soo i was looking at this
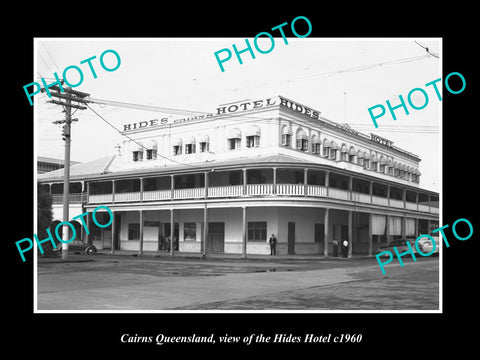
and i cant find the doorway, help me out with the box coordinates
[288,222,295,254]
[207,222,225,252]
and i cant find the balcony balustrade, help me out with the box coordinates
[82,183,438,215]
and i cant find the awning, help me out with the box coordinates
[282,125,293,135]
[245,125,260,137]
[363,152,371,160]
[323,138,331,147]
[131,141,143,152]
[144,139,157,150]
[172,138,183,146]
[296,128,308,139]
[340,144,348,153]
[186,136,196,144]
[330,142,339,150]
[348,146,356,155]
[379,157,387,165]
[387,159,394,167]
[312,134,321,144]
[371,154,378,162]
[227,128,241,139]
[357,150,364,158]
[198,134,209,143]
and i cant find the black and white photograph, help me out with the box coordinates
[7,7,478,355]
[31,37,443,313]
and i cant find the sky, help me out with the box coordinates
[34,38,441,192]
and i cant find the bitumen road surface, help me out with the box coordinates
[36,252,439,311]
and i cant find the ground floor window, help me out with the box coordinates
[184,222,196,241]
[314,223,324,243]
[248,221,267,242]
[128,223,140,240]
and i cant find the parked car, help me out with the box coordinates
[379,239,416,257]
[68,240,97,255]
[379,237,439,257]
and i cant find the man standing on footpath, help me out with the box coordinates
[342,239,349,258]
[269,233,277,256]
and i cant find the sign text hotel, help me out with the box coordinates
[122,96,321,132]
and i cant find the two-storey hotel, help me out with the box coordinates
[37,95,439,257]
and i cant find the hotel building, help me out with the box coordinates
[37,95,439,257]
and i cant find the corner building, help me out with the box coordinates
[38,95,439,257]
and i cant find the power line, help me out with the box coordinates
[414,41,439,59]
[86,97,211,116]
[85,104,197,168]
[40,41,62,73]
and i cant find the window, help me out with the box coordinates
[173,145,182,155]
[330,149,337,159]
[388,167,393,175]
[227,128,241,150]
[146,149,157,160]
[296,138,308,151]
[341,152,348,161]
[315,223,325,243]
[323,146,329,157]
[228,138,241,150]
[358,157,364,166]
[296,129,308,151]
[282,133,291,146]
[199,142,209,152]
[248,222,267,242]
[312,143,320,154]
[394,168,400,177]
[185,143,196,154]
[128,223,140,240]
[246,135,260,148]
[184,222,196,241]
[348,154,355,163]
[379,164,385,173]
[371,162,377,171]
[132,151,143,162]
[363,159,369,169]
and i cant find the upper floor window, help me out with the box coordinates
[185,137,196,154]
[185,143,196,154]
[371,157,378,171]
[200,141,209,152]
[311,134,321,154]
[246,126,260,148]
[246,135,260,148]
[131,141,144,162]
[146,149,157,160]
[357,151,364,166]
[329,142,339,160]
[296,128,308,151]
[199,135,210,153]
[227,128,241,150]
[282,134,291,147]
[172,138,182,156]
[173,145,182,156]
[348,147,356,163]
[322,139,330,157]
[132,150,143,162]
[281,125,293,147]
[144,139,157,160]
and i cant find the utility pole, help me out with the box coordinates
[44,85,90,260]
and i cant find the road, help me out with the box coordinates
[36,253,439,311]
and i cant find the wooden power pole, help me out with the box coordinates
[44,86,90,260]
